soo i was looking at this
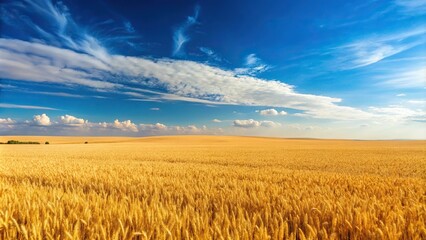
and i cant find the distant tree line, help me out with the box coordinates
[2,140,41,144]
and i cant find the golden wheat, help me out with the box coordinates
[0,136,425,239]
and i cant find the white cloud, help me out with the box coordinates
[379,67,426,88]
[294,105,374,120]
[33,114,51,126]
[30,91,84,98]
[149,108,160,111]
[334,27,426,69]
[259,108,287,116]
[260,121,282,128]
[233,119,261,128]
[0,113,424,139]
[0,118,15,130]
[199,47,214,56]
[407,100,426,105]
[139,123,167,131]
[59,115,88,126]
[2,0,103,59]
[139,123,214,135]
[245,53,260,66]
[0,103,58,110]
[369,106,426,122]
[87,119,138,132]
[199,47,222,62]
[396,93,406,97]
[112,119,138,132]
[212,119,222,123]
[234,53,270,76]
[395,0,426,14]
[172,5,200,56]
[0,39,115,89]
[0,118,15,124]
[396,0,426,7]
[233,119,280,128]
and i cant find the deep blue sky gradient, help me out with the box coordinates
[0,0,425,138]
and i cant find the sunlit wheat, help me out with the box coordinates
[0,136,425,239]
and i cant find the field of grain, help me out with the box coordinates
[0,136,425,239]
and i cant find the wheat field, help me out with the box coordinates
[0,136,425,239]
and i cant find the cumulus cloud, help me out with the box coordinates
[0,118,15,130]
[112,119,138,132]
[0,113,219,136]
[59,115,88,126]
[233,119,261,128]
[259,108,287,116]
[139,123,167,131]
[140,123,216,135]
[172,5,200,56]
[33,114,51,126]
[0,118,15,124]
[233,119,280,128]
[112,121,212,135]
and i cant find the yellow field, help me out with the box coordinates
[0,136,425,239]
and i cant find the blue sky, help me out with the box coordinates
[0,0,425,139]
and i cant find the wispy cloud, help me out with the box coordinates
[378,67,426,88]
[395,0,426,15]
[0,0,139,59]
[172,5,200,57]
[199,47,222,62]
[123,21,135,33]
[235,53,271,76]
[0,103,58,110]
[333,27,426,69]
[369,106,426,122]
[0,39,115,88]
[9,88,108,99]
[7,89,85,98]
[407,100,426,104]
